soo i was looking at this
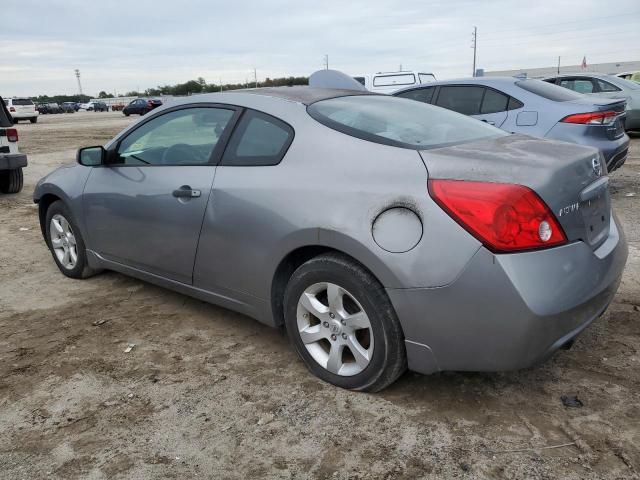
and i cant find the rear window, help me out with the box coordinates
[307,95,507,150]
[516,79,583,101]
[12,98,34,106]
[373,74,416,87]
[419,73,436,83]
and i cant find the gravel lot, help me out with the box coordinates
[1,111,639,479]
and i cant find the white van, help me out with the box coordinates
[353,71,436,94]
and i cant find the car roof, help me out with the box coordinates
[545,72,616,79]
[394,76,521,93]
[223,86,376,106]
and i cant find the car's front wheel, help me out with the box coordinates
[45,201,100,279]
[284,253,406,391]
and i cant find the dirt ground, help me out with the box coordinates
[1,111,639,480]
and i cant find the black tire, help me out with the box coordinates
[45,200,101,279]
[124,112,130,117]
[284,252,406,392]
[30,117,38,123]
[0,168,24,193]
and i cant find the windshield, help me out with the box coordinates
[307,95,506,149]
[515,79,584,101]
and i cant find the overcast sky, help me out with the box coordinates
[2,0,639,96]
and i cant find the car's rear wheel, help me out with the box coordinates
[30,117,38,123]
[284,253,406,391]
[0,168,23,193]
[45,201,100,279]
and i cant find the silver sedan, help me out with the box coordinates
[34,88,627,391]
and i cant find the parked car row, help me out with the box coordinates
[35,82,628,391]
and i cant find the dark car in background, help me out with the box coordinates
[394,77,629,171]
[122,98,163,116]
[87,101,109,112]
[38,103,64,114]
[61,102,77,113]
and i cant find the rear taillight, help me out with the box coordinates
[561,110,617,125]
[6,128,18,142]
[9,106,15,112]
[428,179,567,253]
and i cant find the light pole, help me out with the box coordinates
[471,27,477,77]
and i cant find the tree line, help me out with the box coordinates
[32,76,309,104]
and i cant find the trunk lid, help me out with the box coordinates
[562,96,627,139]
[421,134,610,251]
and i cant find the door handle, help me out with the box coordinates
[481,119,496,125]
[172,186,201,198]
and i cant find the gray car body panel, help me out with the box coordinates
[393,77,630,169]
[34,88,627,373]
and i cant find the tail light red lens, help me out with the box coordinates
[9,106,15,112]
[561,110,617,125]
[6,128,18,142]
[428,179,567,253]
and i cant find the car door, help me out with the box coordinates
[83,105,239,284]
[473,88,509,127]
[193,108,295,299]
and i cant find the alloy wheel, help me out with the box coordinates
[296,282,374,376]
[50,214,78,270]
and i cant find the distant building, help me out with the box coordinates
[483,60,640,79]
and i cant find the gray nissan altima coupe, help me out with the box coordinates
[34,87,628,391]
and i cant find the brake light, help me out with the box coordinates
[9,106,15,112]
[428,179,567,252]
[6,128,18,142]
[561,110,617,125]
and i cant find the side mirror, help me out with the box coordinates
[77,146,106,166]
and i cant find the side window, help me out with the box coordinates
[221,109,293,166]
[116,107,234,166]
[353,77,366,86]
[596,79,621,92]
[435,86,484,115]
[480,89,509,114]
[507,97,524,110]
[395,87,435,104]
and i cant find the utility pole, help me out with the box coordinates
[557,56,561,74]
[471,26,477,77]
[74,69,83,96]
[323,54,329,70]
[253,68,258,88]
[219,77,223,92]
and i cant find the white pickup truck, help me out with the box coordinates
[0,96,26,193]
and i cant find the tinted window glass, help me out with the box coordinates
[353,77,365,86]
[435,86,484,115]
[12,98,33,106]
[515,79,583,101]
[597,79,621,92]
[560,79,594,93]
[221,110,293,166]
[307,95,506,150]
[117,107,234,166]
[395,87,435,104]
[480,89,509,114]
[507,97,524,110]
[373,74,416,87]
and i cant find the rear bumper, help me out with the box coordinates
[389,214,628,374]
[0,153,27,170]
[10,111,38,119]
